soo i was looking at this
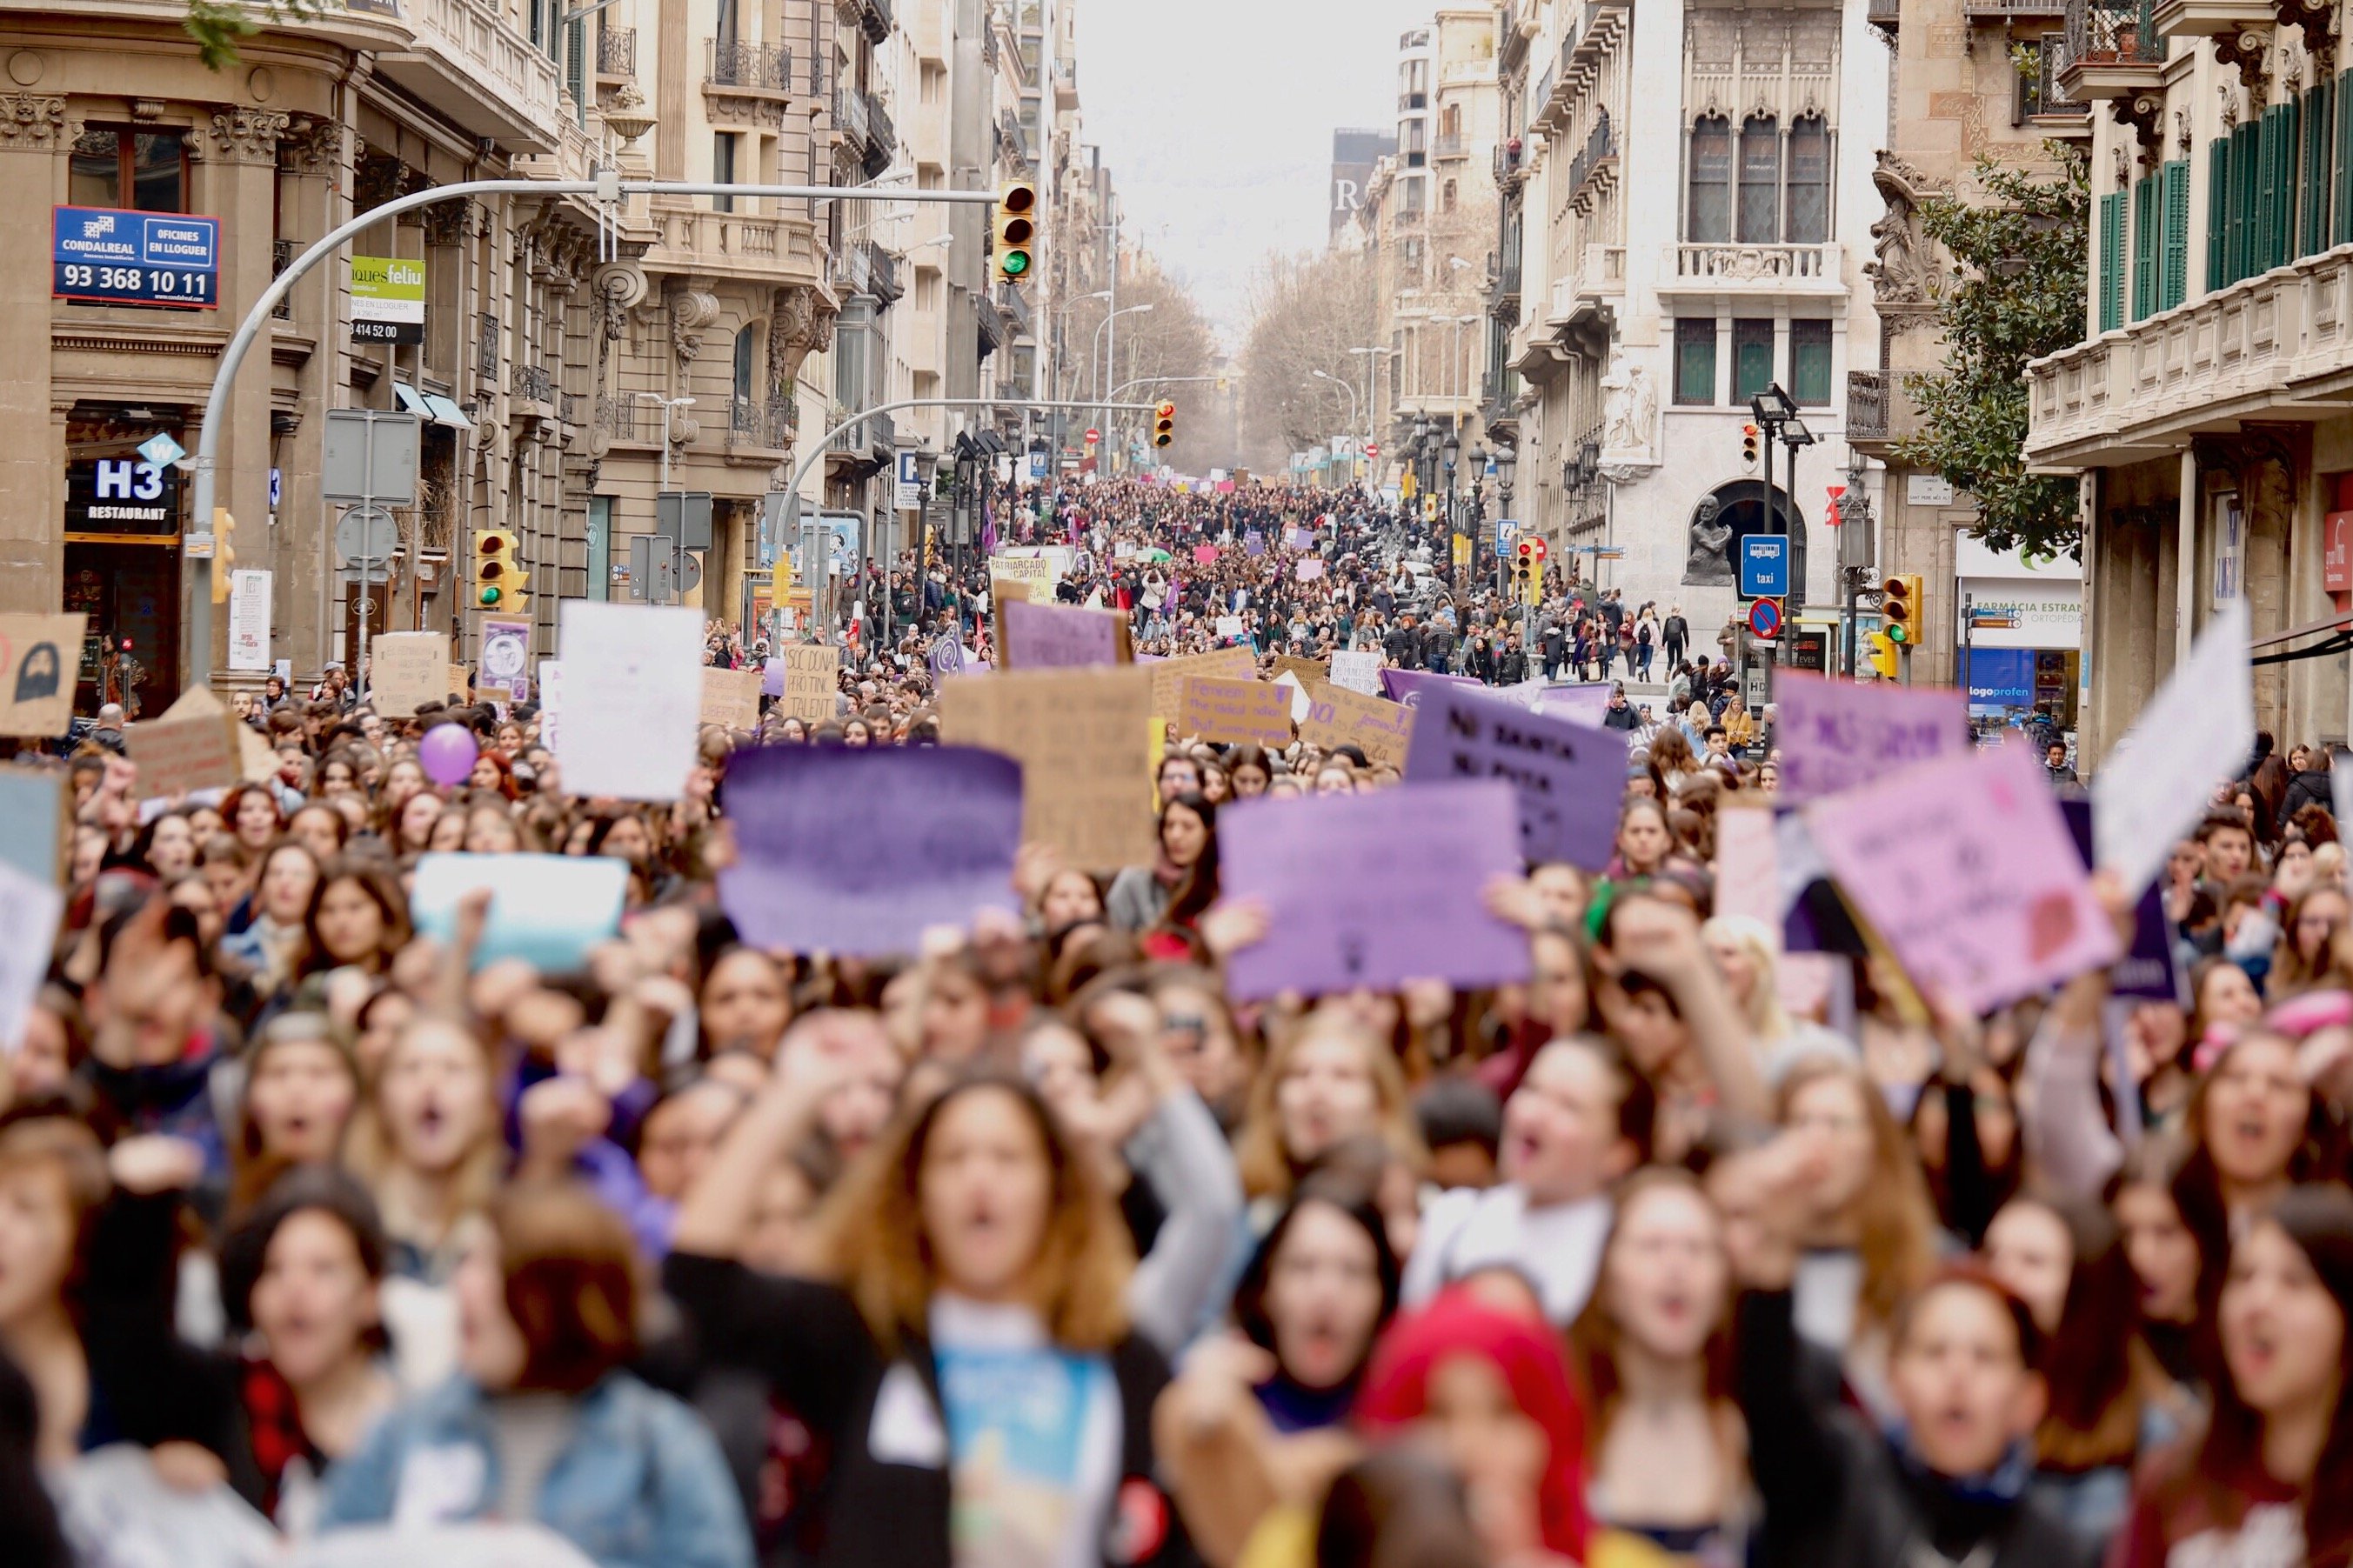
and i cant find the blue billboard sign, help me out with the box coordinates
[53,206,221,309]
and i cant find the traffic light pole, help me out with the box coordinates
[184,177,1000,687]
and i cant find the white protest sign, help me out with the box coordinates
[1329,650,1381,696]
[536,660,563,749]
[0,858,62,1049]
[2092,597,2254,897]
[552,604,702,801]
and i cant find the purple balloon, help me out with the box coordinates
[418,724,479,787]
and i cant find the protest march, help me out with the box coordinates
[0,473,2338,1568]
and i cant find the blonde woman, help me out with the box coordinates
[1701,914,1855,1084]
[1232,1009,1427,1219]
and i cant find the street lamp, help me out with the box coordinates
[1093,302,1154,467]
[635,392,696,490]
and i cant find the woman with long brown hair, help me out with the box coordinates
[667,1038,1198,1568]
[1233,1010,1426,1213]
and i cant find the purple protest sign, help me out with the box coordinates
[1773,670,1969,804]
[1001,597,1121,669]
[717,745,1023,957]
[761,658,785,697]
[1244,530,1266,557]
[1296,557,1326,582]
[1379,668,1486,708]
[1806,743,2119,1012]
[1221,780,1530,1001]
[1402,684,1628,870]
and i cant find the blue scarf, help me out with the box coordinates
[1885,1421,2035,1506]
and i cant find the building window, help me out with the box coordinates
[732,327,757,404]
[1785,116,1830,244]
[1791,320,1831,404]
[1674,317,1717,404]
[1688,117,1731,243]
[712,132,739,212]
[1400,177,1425,217]
[1732,318,1774,401]
[69,129,187,212]
[1442,179,1457,214]
[1738,117,1780,243]
[1400,236,1424,284]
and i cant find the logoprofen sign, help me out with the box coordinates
[53,206,220,309]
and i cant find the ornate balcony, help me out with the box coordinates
[2026,243,2353,468]
[1659,242,1847,295]
[375,0,564,152]
[2060,0,2162,99]
[728,395,797,453]
[596,26,635,80]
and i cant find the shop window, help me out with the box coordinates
[70,128,187,213]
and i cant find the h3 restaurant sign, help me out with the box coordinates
[53,206,220,309]
[351,256,425,344]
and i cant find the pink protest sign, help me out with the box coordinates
[1805,744,2119,1013]
[1773,670,1969,804]
[1296,557,1326,582]
[1192,544,1220,566]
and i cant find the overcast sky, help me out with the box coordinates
[1074,0,1438,343]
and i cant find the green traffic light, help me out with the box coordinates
[1002,250,1031,277]
[481,586,501,605]
[1887,624,1907,644]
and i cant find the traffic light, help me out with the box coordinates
[211,507,236,604]
[1867,631,1899,679]
[1153,401,1176,448]
[1741,424,1760,465]
[994,182,1037,284]
[1514,539,1536,600]
[473,528,527,613]
[1880,572,1923,646]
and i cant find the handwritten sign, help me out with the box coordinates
[367,632,449,717]
[988,552,1058,591]
[1221,781,1530,1001]
[1807,743,2120,1012]
[779,644,839,722]
[1402,684,1628,870]
[537,660,564,749]
[447,664,472,704]
[1178,675,1293,746]
[2092,597,2255,897]
[1773,670,1969,804]
[699,666,762,730]
[1148,644,1256,720]
[941,665,1156,871]
[1299,680,1415,770]
[0,613,84,738]
[718,745,1023,956]
[126,704,241,800]
[553,603,702,801]
[1000,597,1125,670]
[1272,655,1330,689]
[1329,650,1381,696]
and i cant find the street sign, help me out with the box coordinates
[323,409,420,506]
[1739,534,1789,598]
[655,490,714,551]
[351,256,425,344]
[137,432,184,468]
[1084,427,1100,444]
[268,467,283,510]
[335,504,398,567]
[53,206,220,309]
[1367,441,1381,459]
[1744,664,1769,712]
[896,450,925,511]
[1495,517,1520,545]
[1748,597,1783,640]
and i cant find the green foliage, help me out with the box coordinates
[1891,147,2090,559]
[184,0,335,71]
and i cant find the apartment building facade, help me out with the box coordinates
[1483,0,1888,637]
[2022,0,2353,757]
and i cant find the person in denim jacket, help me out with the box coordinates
[318,1184,750,1568]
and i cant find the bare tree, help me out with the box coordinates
[1066,256,1220,470]
[1236,248,1378,473]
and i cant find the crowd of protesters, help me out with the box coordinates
[0,474,2344,1568]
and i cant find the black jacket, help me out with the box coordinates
[2283,766,2333,823]
[665,1251,1198,1568]
[1738,1291,2096,1568]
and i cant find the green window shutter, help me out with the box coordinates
[2131,175,2156,320]
[2338,70,2353,245]
[2304,81,2331,257]
[2281,99,2303,268]
[2209,136,2231,290]
[2256,108,2279,273]
[2162,159,2190,309]
[2117,192,2136,333]
[2234,119,2259,283]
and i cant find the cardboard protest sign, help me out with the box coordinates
[1299,681,1415,770]
[940,665,1156,871]
[987,552,1058,591]
[552,603,702,801]
[1148,644,1256,719]
[1178,674,1293,747]
[0,613,84,738]
[1402,684,1627,870]
[999,597,1127,670]
[0,768,70,885]
[718,745,1023,956]
[367,632,449,717]
[1271,655,1329,689]
[699,666,763,731]
[1328,651,1381,697]
[126,687,242,799]
[1807,743,2120,1013]
[779,644,840,722]
[2093,597,2255,898]
[1712,804,1780,925]
[411,852,628,972]
[1221,781,1530,1001]
[1773,669,1969,804]
[447,664,473,703]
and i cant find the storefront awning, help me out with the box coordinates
[391,383,473,430]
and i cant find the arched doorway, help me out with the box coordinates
[1681,477,1806,590]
